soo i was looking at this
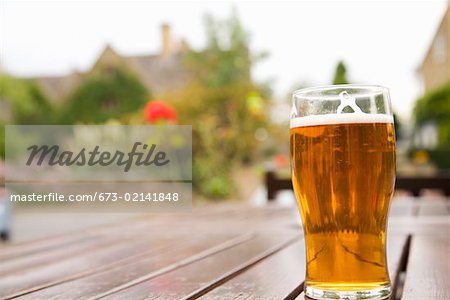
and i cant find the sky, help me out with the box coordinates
[1,0,448,121]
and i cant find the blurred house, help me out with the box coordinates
[418,4,450,92]
[414,4,449,150]
[30,24,191,103]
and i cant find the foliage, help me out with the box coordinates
[185,10,266,88]
[191,117,236,198]
[426,148,450,169]
[0,122,4,160]
[413,81,450,147]
[169,11,270,199]
[332,61,349,85]
[61,67,150,124]
[408,148,450,170]
[0,75,53,158]
[0,75,53,124]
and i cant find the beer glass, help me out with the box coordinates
[290,85,396,300]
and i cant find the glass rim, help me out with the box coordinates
[293,84,388,99]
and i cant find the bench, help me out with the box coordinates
[266,170,450,200]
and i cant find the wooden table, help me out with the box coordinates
[0,198,448,300]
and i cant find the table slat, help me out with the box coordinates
[3,234,246,299]
[197,238,305,300]
[1,203,447,300]
[0,217,166,261]
[10,233,254,300]
[417,200,450,217]
[0,234,137,276]
[401,234,450,300]
[92,233,298,300]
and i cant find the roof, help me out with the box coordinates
[125,52,191,95]
[419,4,449,70]
[28,44,191,102]
[31,72,84,103]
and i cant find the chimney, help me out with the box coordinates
[161,23,172,58]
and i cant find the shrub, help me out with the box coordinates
[61,67,149,124]
[414,81,450,147]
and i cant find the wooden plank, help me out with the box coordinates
[0,205,274,261]
[0,217,158,260]
[395,175,450,196]
[0,236,178,299]
[389,198,417,217]
[294,234,409,300]
[7,233,253,300]
[0,233,107,261]
[0,234,130,276]
[265,170,450,199]
[0,205,297,298]
[389,218,450,236]
[197,238,305,300]
[417,199,450,217]
[388,235,410,300]
[90,233,299,300]
[401,235,450,300]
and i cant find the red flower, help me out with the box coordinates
[274,154,288,168]
[144,100,177,124]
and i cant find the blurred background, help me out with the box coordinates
[0,0,449,241]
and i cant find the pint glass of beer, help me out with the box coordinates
[290,85,396,300]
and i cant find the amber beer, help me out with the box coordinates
[290,114,396,296]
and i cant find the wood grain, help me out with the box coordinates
[0,216,163,260]
[401,235,450,300]
[1,202,448,300]
[0,235,180,299]
[196,238,305,300]
[417,199,450,217]
[0,234,136,276]
[91,233,299,300]
[10,233,253,300]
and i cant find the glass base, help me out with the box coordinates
[305,285,390,300]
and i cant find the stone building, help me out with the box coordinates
[31,24,191,103]
[418,4,450,92]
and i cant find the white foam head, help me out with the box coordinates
[290,113,394,128]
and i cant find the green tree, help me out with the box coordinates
[0,75,53,158]
[332,61,349,85]
[0,75,53,124]
[171,11,270,199]
[414,81,450,147]
[61,67,149,124]
[0,124,4,159]
[185,10,263,88]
